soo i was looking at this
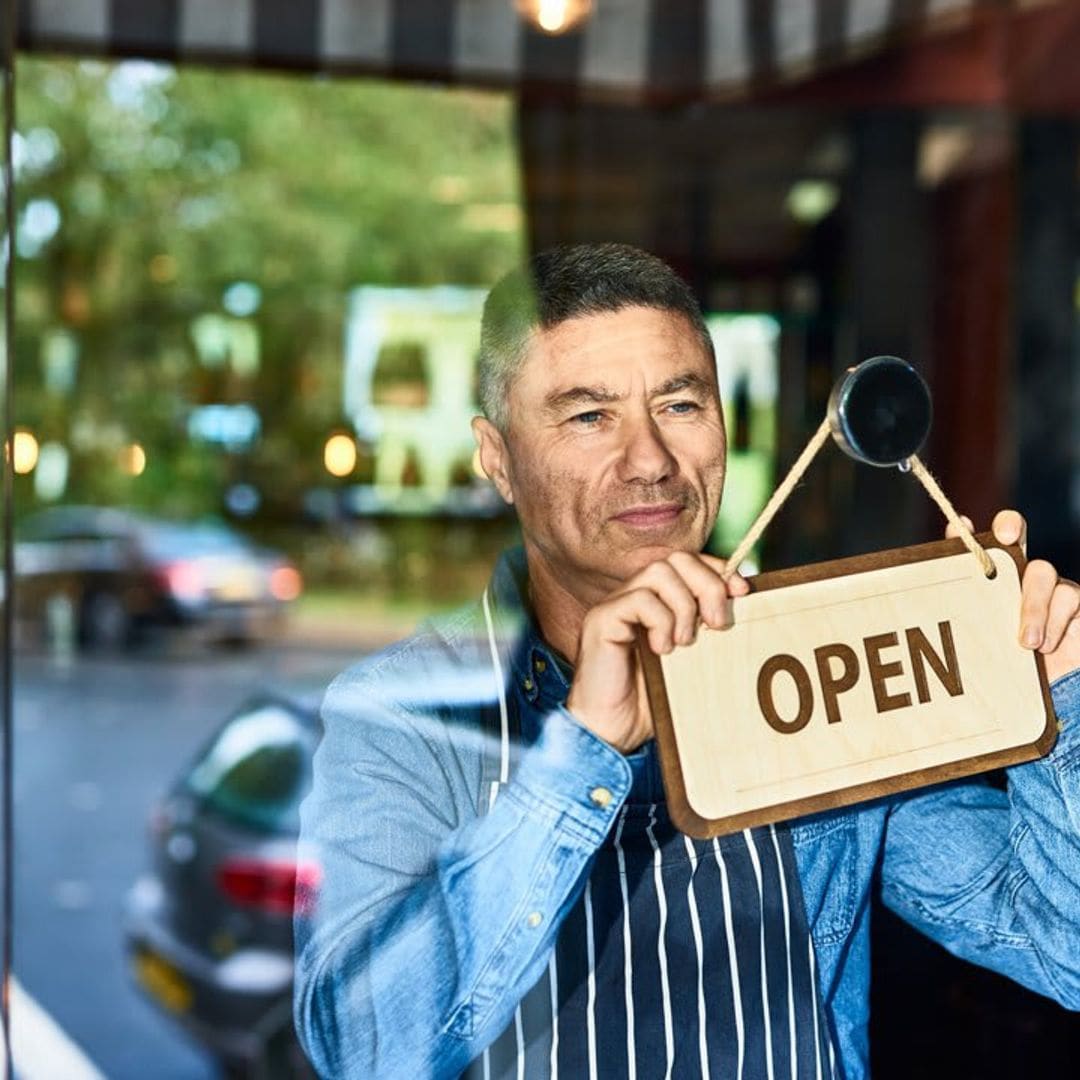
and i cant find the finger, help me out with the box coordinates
[992,509,1027,554]
[1019,559,1057,649]
[1040,580,1080,655]
[631,561,701,644]
[593,585,683,655]
[697,552,752,596]
[944,515,975,541]
[667,551,741,628]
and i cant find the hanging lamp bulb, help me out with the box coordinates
[516,0,594,35]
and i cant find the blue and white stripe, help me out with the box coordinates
[470,802,834,1078]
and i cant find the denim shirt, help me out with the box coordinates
[294,550,1080,1079]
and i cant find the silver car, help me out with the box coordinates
[124,689,321,1079]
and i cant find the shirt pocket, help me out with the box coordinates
[790,810,859,948]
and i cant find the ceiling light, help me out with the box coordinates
[785,180,840,225]
[516,0,593,35]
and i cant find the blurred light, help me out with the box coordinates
[223,281,262,318]
[149,253,177,283]
[188,403,261,449]
[785,180,839,225]
[225,483,261,517]
[919,123,976,188]
[270,565,303,602]
[18,198,61,257]
[118,443,146,476]
[106,61,173,114]
[324,434,357,478]
[34,442,69,501]
[516,0,593,34]
[12,127,62,179]
[162,561,204,602]
[12,430,39,474]
[215,858,321,917]
[41,329,79,394]
[178,195,223,230]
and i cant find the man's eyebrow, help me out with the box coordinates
[651,372,714,398]
[542,385,623,414]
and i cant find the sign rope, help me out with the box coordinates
[723,420,995,580]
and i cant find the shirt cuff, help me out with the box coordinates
[509,707,633,846]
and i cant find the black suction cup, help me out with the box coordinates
[827,356,932,467]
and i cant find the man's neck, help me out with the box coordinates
[523,548,604,667]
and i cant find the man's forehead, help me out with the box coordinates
[519,305,715,387]
[541,370,715,410]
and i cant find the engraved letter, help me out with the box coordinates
[905,621,964,703]
[814,643,861,725]
[863,632,912,713]
[758,654,814,734]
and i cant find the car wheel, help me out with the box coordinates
[80,592,131,651]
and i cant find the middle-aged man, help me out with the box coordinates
[294,243,1080,1080]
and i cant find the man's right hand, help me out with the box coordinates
[565,552,750,755]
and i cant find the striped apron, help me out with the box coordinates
[468,784,834,1079]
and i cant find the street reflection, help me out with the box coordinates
[15,641,358,1079]
[10,56,526,1076]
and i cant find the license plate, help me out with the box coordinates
[133,947,192,1013]
[216,568,258,601]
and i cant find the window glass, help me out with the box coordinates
[8,10,1080,1080]
[185,704,314,834]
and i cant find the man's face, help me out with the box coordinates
[474,305,726,604]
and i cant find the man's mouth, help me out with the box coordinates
[611,503,686,528]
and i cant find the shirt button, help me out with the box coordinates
[526,911,543,928]
[522,677,534,692]
[589,786,613,809]
[534,658,547,674]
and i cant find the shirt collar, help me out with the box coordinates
[487,546,572,710]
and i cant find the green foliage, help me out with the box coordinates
[13,57,525,521]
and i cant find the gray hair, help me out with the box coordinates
[477,242,715,432]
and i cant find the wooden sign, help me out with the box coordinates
[639,534,1058,839]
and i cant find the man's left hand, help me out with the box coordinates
[947,509,1080,684]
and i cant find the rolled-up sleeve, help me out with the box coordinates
[881,669,1080,1009]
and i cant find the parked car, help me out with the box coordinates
[123,656,503,1078]
[15,506,302,650]
[124,687,322,1080]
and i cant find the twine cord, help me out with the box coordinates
[907,455,996,578]
[722,419,995,580]
[723,417,832,578]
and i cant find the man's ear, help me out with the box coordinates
[471,416,515,505]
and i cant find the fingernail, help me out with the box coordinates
[1022,626,1041,648]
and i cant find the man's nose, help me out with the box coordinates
[617,414,677,483]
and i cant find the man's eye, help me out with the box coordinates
[666,400,700,415]
[571,410,604,425]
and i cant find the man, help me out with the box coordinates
[294,243,1080,1079]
